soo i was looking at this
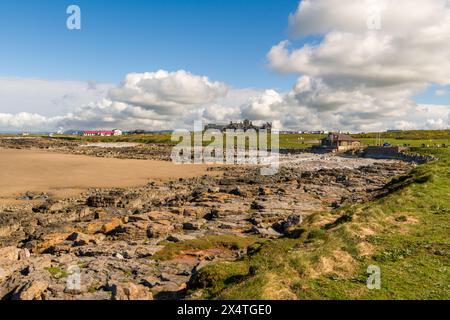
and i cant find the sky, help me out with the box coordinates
[0,0,449,132]
[0,0,300,89]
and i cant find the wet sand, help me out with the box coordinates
[0,148,213,203]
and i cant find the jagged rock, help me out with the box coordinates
[127,198,142,208]
[183,208,194,217]
[146,224,173,239]
[166,235,181,243]
[12,280,48,300]
[0,222,20,237]
[229,187,243,196]
[110,282,153,300]
[140,276,161,288]
[87,193,121,208]
[32,200,64,213]
[101,218,124,234]
[203,209,220,221]
[26,233,72,253]
[84,217,124,234]
[183,222,203,231]
[250,226,281,238]
[250,201,265,210]
[258,187,272,196]
[18,248,31,260]
[67,232,101,246]
[159,273,189,286]
[0,246,20,261]
[207,187,220,193]
[114,253,125,260]
[20,256,52,275]
[336,175,349,183]
[93,208,107,220]
[273,214,303,233]
[128,214,149,222]
[16,191,49,201]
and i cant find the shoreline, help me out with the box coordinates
[0,148,216,204]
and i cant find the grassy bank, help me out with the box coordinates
[188,148,449,299]
[353,130,450,140]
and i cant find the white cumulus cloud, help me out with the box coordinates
[109,70,228,115]
[266,0,450,131]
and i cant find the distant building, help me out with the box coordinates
[300,130,329,135]
[113,129,123,136]
[126,129,149,135]
[204,119,272,132]
[83,129,122,137]
[321,133,361,152]
[63,130,84,135]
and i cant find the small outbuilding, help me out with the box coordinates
[321,133,361,152]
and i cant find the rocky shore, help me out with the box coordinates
[0,137,172,161]
[0,138,413,300]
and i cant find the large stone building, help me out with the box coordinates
[321,133,361,152]
[204,119,272,132]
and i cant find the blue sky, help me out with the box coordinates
[0,0,447,103]
[0,0,301,90]
[414,84,450,106]
[0,0,448,132]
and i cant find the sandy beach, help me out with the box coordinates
[0,148,212,203]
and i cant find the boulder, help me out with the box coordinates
[0,246,20,261]
[250,226,281,238]
[67,232,101,246]
[182,222,203,231]
[85,217,124,234]
[229,187,244,196]
[128,214,149,222]
[250,201,265,210]
[32,200,64,213]
[146,224,173,239]
[18,248,31,260]
[26,232,71,253]
[0,222,20,237]
[110,282,153,300]
[93,208,107,220]
[273,214,303,233]
[101,218,124,234]
[258,187,272,196]
[12,280,48,300]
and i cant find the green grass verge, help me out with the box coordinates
[45,267,69,278]
[187,148,449,300]
[150,235,261,262]
[353,130,450,140]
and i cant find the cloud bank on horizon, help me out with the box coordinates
[0,0,449,132]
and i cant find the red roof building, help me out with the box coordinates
[82,129,122,136]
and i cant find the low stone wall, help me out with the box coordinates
[363,146,435,164]
[279,148,312,155]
